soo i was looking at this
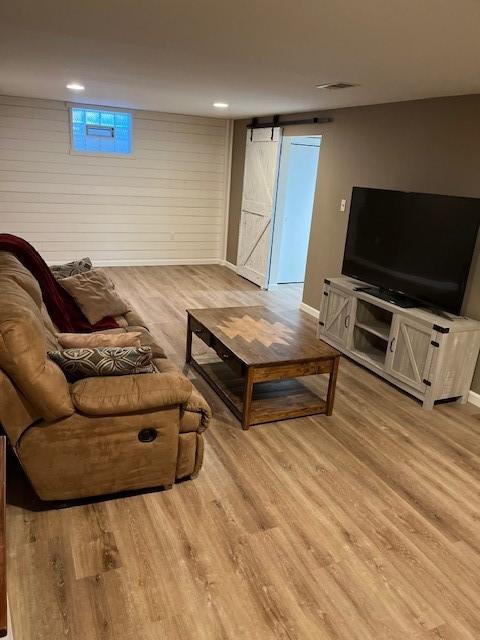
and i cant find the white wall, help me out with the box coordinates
[0,95,232,265]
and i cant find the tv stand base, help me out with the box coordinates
[318,276,480,410]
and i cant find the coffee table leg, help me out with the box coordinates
[242,368,254,430]
[326,356,339,416]
[185,319,192,364]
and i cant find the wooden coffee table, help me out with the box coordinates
[186,306,340,429]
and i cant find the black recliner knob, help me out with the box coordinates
[138,428,157,443]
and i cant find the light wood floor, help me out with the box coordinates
[7,265,480,640]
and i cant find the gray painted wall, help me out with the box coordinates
[227,94,480,392]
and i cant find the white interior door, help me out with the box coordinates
[236,127,282,288]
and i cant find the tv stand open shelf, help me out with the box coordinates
[318,277,480,409]
[354,320,390,341]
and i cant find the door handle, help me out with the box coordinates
[389,337,396,353]
[344,314,350,328]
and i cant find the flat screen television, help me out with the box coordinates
[342,187,480,314]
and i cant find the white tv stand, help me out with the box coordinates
[318,277,480,409]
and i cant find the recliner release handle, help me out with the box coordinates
[138,428,157,443]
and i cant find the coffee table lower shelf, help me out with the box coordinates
[190,359,328,427]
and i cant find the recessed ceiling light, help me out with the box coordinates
[66,83,85,91]
[316,82,356,90]
[213,102,229,108]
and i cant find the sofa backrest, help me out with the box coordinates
[0,252,74,439]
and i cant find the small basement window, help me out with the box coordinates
[70,107,132,155]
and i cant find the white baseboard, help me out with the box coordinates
[48,258,224,267]
[220,260,238,273]
[468,390,480,407]
[48,257,241,269]
[299,302,319,318]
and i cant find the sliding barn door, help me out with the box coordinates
[236,127,282,288]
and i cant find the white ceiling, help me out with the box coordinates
[1,0,480,118]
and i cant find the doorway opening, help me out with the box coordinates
[269,136,322,290]
[268,135,321,295]
[235,128,321,295]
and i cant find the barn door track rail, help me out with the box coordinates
[247,114,333,140]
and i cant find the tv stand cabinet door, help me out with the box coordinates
[322,288,355,348]
[385,316,433,392]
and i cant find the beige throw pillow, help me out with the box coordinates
[57,331,142,349]
[59,270,130,324]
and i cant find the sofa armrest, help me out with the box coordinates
[182,387,212,433]
[71,372,192,416]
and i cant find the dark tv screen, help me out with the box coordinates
[342,187,480,314]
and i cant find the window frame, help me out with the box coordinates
[68,104,134,158]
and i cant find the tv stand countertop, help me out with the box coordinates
[325,277,477,332]
[319,276,480,410]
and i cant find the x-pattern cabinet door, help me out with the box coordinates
[385,315,434,391]
[323,289,355,348]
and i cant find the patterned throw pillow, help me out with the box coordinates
[48,346,154,382]
[50,257,92,280]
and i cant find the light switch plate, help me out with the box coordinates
[340,198,347,212]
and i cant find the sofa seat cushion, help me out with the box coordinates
[71,371,193,416]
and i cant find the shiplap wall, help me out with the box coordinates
[0,95,231,265]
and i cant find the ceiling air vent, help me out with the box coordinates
[316,82,357,90]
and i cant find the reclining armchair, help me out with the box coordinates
[0,252,210,501]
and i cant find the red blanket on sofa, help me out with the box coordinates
[0,234,118,332]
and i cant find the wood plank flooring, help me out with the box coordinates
[7,265,480,639]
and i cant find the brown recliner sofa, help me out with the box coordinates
[0,251,211,501]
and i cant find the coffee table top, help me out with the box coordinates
[187,306,340,366]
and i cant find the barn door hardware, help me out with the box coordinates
[271,115,279,139]
[247,115,333,132]
[250,117,258,141]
